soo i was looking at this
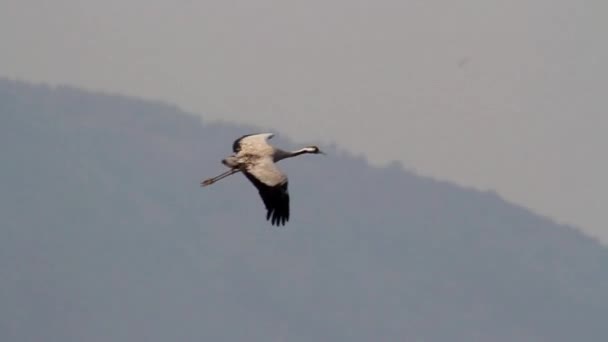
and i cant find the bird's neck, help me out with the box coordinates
[273,148,313,162]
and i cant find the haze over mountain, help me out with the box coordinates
[3,0,606,241]
[2,78,608,341]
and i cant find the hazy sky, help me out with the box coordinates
[2,0,606,241]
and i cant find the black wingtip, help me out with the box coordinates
[267,208,289,226]
[241,171,290,227]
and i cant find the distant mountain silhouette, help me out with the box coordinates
[1,78,607,342]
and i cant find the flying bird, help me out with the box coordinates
[200,133,324,226]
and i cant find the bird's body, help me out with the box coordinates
[201,133,323,226]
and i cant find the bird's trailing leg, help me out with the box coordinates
[200,169,240,187]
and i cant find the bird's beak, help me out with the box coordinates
[319,150,326,155]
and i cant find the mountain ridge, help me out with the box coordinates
[1,77,607,342]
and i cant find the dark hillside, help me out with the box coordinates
[1,78,607,341]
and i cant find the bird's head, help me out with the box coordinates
[304,145,325,155]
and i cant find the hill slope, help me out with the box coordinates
[1,78,607,342]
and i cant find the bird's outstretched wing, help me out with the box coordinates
[233,133,274,153]
[242,156,289,226]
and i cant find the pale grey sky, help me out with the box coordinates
[2,0,606,240]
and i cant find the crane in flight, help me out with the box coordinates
[200,133,324,226]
